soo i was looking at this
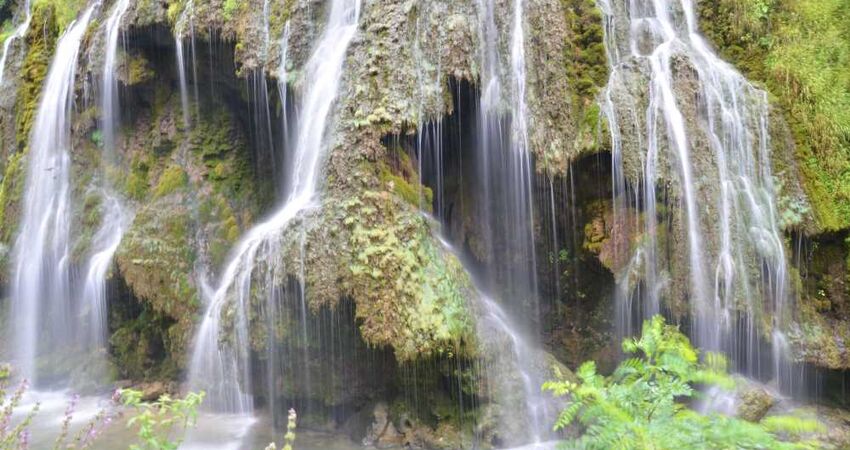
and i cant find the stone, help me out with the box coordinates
[362,402,404,448]
[736,386,777,422]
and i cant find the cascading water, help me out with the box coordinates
[76,0,133,357]
[599,0,792,387]
[475,0,539,314]
[417,0,555,444]
[0,0,32,86]
[79,193,130,351]
[9,3,99,384]
[188,0,362,414]
[480,0,546,433]
[100,0,131,155]
[174,0,195,129]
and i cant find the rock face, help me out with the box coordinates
[696,0,850,371]
[1,0,849,446]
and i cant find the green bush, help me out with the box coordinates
[544,316,822,449]
[120,388,205,450]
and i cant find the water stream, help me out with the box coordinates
[470,0,551,443]
[9,3,99,385]
[73,0,135,366]
[599,0,791,386]
[187,0,362,415]
[175,0,195,130]
[0,0,32,87]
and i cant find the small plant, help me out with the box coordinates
[119,389,205,450]
[264,408,297,450]
[544,316,823,449]
[0,364,118,450]
[0,364,38,449]
[52,391,120,450]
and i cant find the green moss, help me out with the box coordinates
[700,0,850,231]
[562,0,607,105]
[109,304,181,380]
[222,0,240,21]
[154,165,187,197]
[268,0,296,45]
[0,152,26,248]
[125,155,151,200]
[125,52,154,85]
[198,196,242,267]
[15,1,58,153]
[71,190,103,261]
[378,150,434,211]
[342,189,475,361]
[32,0,86,34]
[115,198,199,370]
[0,19,14,44]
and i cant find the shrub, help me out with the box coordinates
[544,316,823,449]
[119,389,205,450]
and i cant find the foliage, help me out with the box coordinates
[544,316,823,449]
[264,408,297,450]
[0,365,117,449]
[119,389,205,450]
[31,0,86,33]
[700,0,850,231]
[0,364,38,449]
[154,165,188,198]
[222,0,240,21]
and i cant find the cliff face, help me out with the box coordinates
[0,0,849,443]
[696,0,850,370]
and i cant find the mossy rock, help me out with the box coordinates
[737,386,777,422]
[114,194,198,366]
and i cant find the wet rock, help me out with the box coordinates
[737,386,777,422]
[362,402,404,448]
[136,380,174,401]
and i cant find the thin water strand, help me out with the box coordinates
[188,0,362,414]
[0,0,32,86]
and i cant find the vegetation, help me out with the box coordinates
[0,364,204,449]
[0,364,39,448]
[31,0,86,34]
[264,408,297,450]
[343,189,475,361]
[544,316,822,449]
[700,0,850,231]
[119,389,205,450]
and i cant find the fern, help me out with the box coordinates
[544,315,824,449]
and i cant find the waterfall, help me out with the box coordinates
[415,0,553,444]
[79,193,130,351]
[75,0,134,357]
[600,0,791,386]
[9,3,98,384]
[188,0,362,413]
[277,20,291,148]
[0,0,32,86]
[100,0,131,156]
[175,0,194,129]
[476,0,539,316]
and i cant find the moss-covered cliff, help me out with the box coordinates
[698,0,850,370]
[3,0,850,444]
